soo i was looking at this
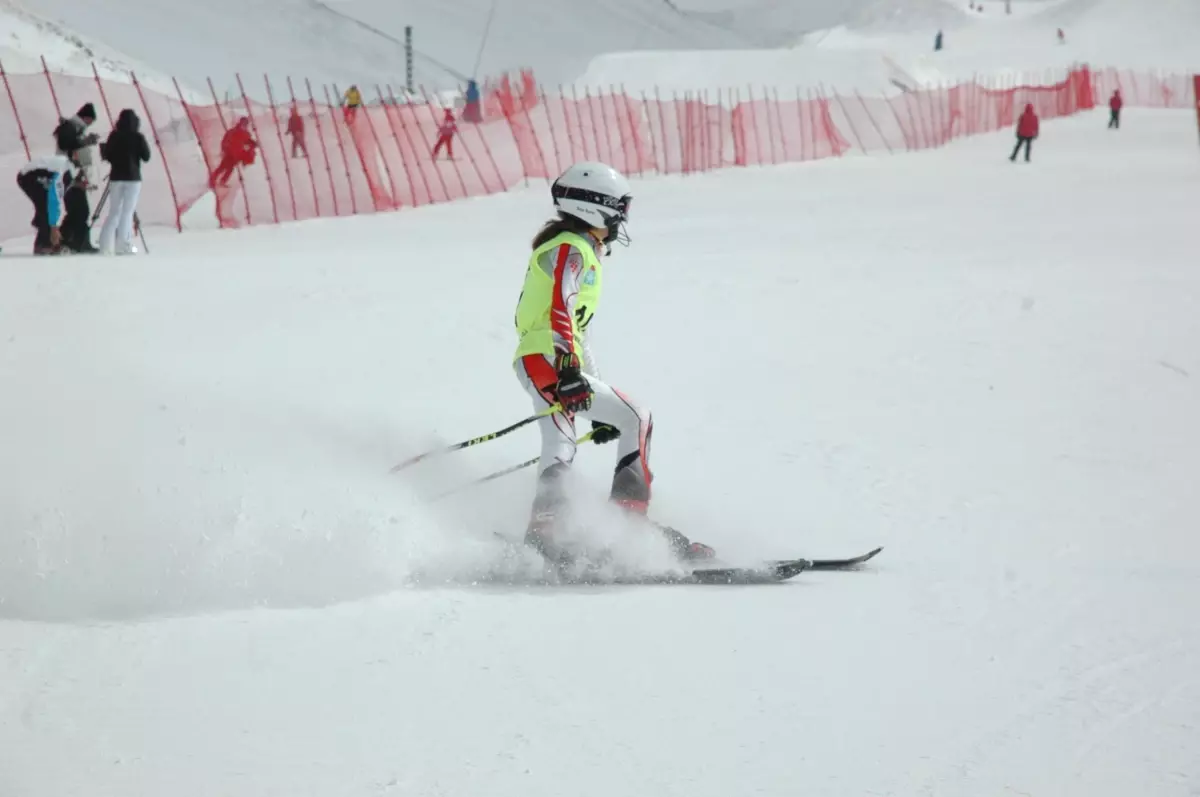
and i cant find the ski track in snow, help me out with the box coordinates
[1,106,1198,795]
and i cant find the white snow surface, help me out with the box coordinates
[2,109,1199,795]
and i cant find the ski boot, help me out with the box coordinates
[653,522,716,562]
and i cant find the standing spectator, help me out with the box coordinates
[463,79,482,123]
[431,108,457,160]
[54,102,101,251]
[210,117,258,187]
[286,105,307,158]
[98,108,151,255]
[1010,103,1038,162]
[1108,90,1123,128]
[342,84,362,125]
[16,152,78,255]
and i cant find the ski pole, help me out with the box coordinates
[133,212,149,253]
[390,403,562,473]
[432,430,596,499]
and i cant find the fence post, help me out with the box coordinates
[174,76,215,216]
[284,77,321,217]
[299,77,339,216]
[387,86,436,205]
[404,26,415,93]
[360,87,402,209]
[90,63,115,127]
[132,72,185,232]
[570,84,592,161]
[319,83,358,214]
[652,86,671,174]
[378,85,419,207]
[1194,75,1200,147]
[540,87,564,176]
[854,90,892,154]
[0,59,31,158]
[236,74,280,224]
[40,56,63,118]
[263,75,298,221]
[717,87,727,170]
[208,77,252,225]
[742,86,761,166]
[560,85,579,163]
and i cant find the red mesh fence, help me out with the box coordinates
[0,63,1195,243]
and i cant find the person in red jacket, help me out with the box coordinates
[286,105,307,158]
[1108,90,1123,129]
[1010,103,1038,162]
[431,108,457,160]
[210,117,258,187]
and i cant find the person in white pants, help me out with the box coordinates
[98,108,151,254]
[511,161,715,567]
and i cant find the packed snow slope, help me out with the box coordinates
[2,109,1199,795]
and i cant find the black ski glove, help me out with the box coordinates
[591,421,620,444]
[554,353,592,413]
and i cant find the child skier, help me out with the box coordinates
[511,161,715,567]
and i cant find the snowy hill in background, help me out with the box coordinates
[580,0,1200,92]
[6,0,840,98]
[8,0,1198,99]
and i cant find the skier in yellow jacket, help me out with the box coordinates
[513,161,715,567]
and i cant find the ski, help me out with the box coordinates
[797,546,883,571]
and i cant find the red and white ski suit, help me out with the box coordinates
[515,233,653,513]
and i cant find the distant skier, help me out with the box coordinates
[1108,90,1123,128]
[431,108,457,160]
[342,85,362,124]
[97,108,151,255]
[511,161,715,568]
[210,117,257,187]
[934,30,944,51]
[1010,103,1038,162]
[16,152,78,255]
[1057,28,1066,44]
[286,104,307,158]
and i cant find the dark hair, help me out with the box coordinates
[532,212,592,249]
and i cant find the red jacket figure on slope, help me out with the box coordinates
[431,108,457,160]
[286,105,307,158]
[511,161,716,570]
[1108,90,1123,129]
[1010,103,1038,162]
[210,118,258,187]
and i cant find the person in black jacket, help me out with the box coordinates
[98,108,151,254]
[54,102,101,252]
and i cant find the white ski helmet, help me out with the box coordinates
[551,161,632,247]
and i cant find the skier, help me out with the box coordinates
[1010,103,1038,162]
[342,84,362,124]
[97,108,151,255]
[512,161,715,567]
[210,117,257,187]
[16,152,78,255]
[1108,90,1123,129]
[286,105,307,158]
[431,108,456,160]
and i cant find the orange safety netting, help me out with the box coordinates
[0,63,1194,242]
